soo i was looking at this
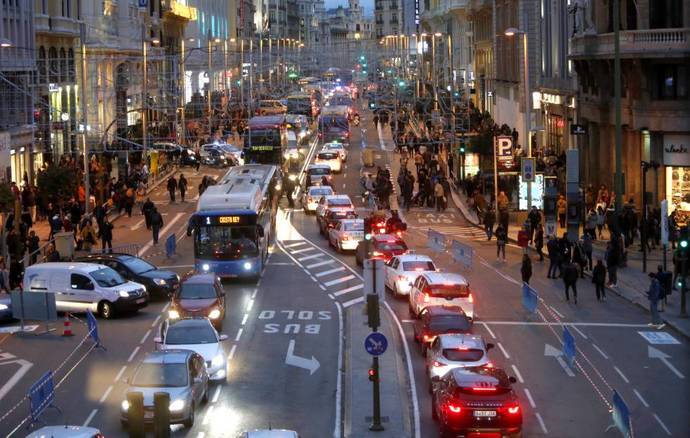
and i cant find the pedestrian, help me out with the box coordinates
[49,213,62,240]
[80,220,97,252]
[646,273,665,329]
[45,243,61,262]
[484,206,496,240]
[562,261,579,303]
[495,224,507,262]
[178,174,188,202]
[547,235,561,278]
[586,209,598,239]
[141,197,155,229]
[596,205,606,239]
[150,207,164,245]
[124,185,135,217]
[373,114,379,128]
[527,206,541,243]
[521,254,532,284]
[195,150,201,171]
[534,224,544,261]
[582,233,593,271]
[557,195,567,228]
[434,179,445,212]
[99,218,114,253]
[656,265,671,312]
[592,259,607,301]
[572,241,587,278]
[27,230,40,265]
[0,257,9,292]
[606,240,619,287]
[167,175,177,203]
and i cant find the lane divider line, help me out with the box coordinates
[633,388,649,408]
[83,408,98,427]
[535,412,549,434]
[523,388,536,408]
[613,366,630,384]
[114,365,127,383]
[212,386,222,404]
[241,314,249,326]
[98,385,113,404]
[653,413,672,436]
[139,329,151,345]
[127,346,140,363]
[234,328,244,342]
[591,343,609,360]
[228,344,237,360]
[497,342,511,359]
[511,365,524,384]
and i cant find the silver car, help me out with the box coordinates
[121,350,209,429]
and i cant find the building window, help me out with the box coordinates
[38,46,46,84]
[48,47,58,84]
[655,65,688,100]
[650,0,683,29]
[68,48,75,82]
[62,0,70,17]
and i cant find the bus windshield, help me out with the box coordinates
[196,225,259,260]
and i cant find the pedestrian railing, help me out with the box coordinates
[90,243,140,256]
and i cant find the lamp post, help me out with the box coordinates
[179,38,186,146]
[432,33,442,111]
[505,18,532,208]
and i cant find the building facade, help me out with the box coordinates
[375,0,403,38]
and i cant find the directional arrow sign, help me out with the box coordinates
[544,344,575,377]
[285,339,320,375]
[648,346,685,379]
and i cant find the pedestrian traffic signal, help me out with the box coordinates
[368,367,378,381]
[459,143,465,154]
[369,101,375,109]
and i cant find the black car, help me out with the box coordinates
[431,366,522,438]
[179,148,199,167]
[76,253,179,299]
[413,306,472,355]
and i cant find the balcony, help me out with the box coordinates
[422,0,468,20]
[570,28,690,60]
[35,15,80,37]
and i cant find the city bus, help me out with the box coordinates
[287,92,314,119]
[244,115,288,166]
[187,164,281,279]
[318,106,351,146]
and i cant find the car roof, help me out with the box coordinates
[339,218,363,225]
[438,333,485,350]
[422,272,468,285]
[325,195,351,202]
[168,318,214,331]
[373,234,404,243]
[307,164,330,170]
[317,150,339,156]
[183,273,217,285]
[396,254,433,262]
[79,253,138,262]
[324,142,344,148]
[244,430,299,438]
[142,350,193,364]
[424,305,466,317]
[25,262,109,274]
[307,185,333,193]
[25,425,102,438]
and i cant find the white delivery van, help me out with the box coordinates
[23,262,149,319]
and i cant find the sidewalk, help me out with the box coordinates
[344,301,413,438]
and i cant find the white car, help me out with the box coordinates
[409,272,474,320]
[305,164,332,186]
[302,186,335,212]
[240,430,299,438]
[25,426,103,438]
[328,218,364,251]
[425,334,494,381]
[322,142,348,162]
[314,150,342,173]
[315,194,354,218]
[155,318,229,381]
[384,254,437,296]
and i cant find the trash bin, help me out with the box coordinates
[362,148,375,167]
[53,232,75,260]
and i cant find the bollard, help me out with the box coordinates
[127,391,145,438]
[153,391,171,438]
[61,313,73,337]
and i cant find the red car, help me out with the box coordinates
[356,234,408,265]
[168,274,225,330]
[431,366,522,438]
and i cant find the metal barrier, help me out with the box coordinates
[90,243,140,256]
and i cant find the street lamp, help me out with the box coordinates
[0,38,13,48]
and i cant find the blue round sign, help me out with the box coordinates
[364,332,388,356]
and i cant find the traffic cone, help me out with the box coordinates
[62,313,73,337]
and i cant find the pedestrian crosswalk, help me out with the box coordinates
[409,224,487,241]
[279,239,364,308]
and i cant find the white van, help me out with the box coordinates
[23,262,149,319]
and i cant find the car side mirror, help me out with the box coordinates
[509,376,517,384]
[486,343,495,350]
[219,334,229,341]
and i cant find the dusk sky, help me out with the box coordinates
[325,0,374,16]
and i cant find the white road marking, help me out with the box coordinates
[0,358,33,402]
[306,259,336,269]
[653,413,672,436]
[246,299,254,311]
[497,342,510,359]
[310,275,318,282]
[127,346,140,363]
[241,314,249,325]
[137,212,185,257]
[212,386,222,403]
[569,324,589,340]
[298,253,323,262]
[523,388,536,408]
[229,344,237,360]
[401,319,415,323]
[99,385,113,403]
[333,284,364,296]
[131,218,145,230]
[202,405,214,425]
[591,343,609,360]
[284,241,307,249]
[114,365,127,382]
[342,297,364,308]
[315,267,346,277]
[633,388,649,408]
[251,288,258,299]
[549,305,565,319]
[291,247,316,255]
[319,284,327,291]
[235,328,244,342]
[324,275,356,287]
[328,293,335,299]
[613,366,630,383]
[83,409,98,427]
[151,314,161,328]
[139,329,151,344]
[536,412,548,434]
[162,302,170,313]
[333,301,344,438]
[511,365,524,383]
[479,322,497,339]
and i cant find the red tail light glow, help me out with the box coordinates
[472,387,497,392]
[469,293,474,304]
[508,404,520,414]
[446,403,462,414]
[423,293,430,303]
[423,334,433,342]
[372,251,383,257]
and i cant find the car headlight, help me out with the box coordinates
[168,309,180,319]
[169,399,185,412]
[243,262,252,271]
[202,263,210,272]
[153,278,167,286]
[0,304,8,311]
[211,353,225,367]
[208,308,221,319]
[121,400,130,411]
[118,290,130,298]
[288,174,297,181]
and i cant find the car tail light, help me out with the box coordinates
[423,334,433,342]
[342,234,350,241]
[485,361,494,368]
[395,231,403,237]
[307,196,313,203]
[446,403,462,414]
[469,293,474,304]
[423,293,430,303]
[372,251,383,257]
[472,387,497,392]
[507,403,520,415]
[378,227,386,234]
[433,360,446,368]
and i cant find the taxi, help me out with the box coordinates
[409,272,475,320]
[328,218,365,251]
[314,150,342,173]
[355,234,408,266]
[322,141,348,162]
[315,194,354,218]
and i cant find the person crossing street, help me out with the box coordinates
[178,174,188,202]
[150,207,164,245]
[592,259,607,301]
[167,175,178,203]
[562,261,579,304]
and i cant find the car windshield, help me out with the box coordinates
[132,363,188,387]
[325,144,343,150]
[90,267,126,287]
[376,240,407,252]
[429,284,470,298]
[402,261,436,271]
[196,225,259,260]
[443,348,485,362]
[344,222,364,232]
[310,188,333,197]
[318,153,338,160]
[429,315,471,333]
[309,167,330,176]
[123,257,156,274]
[178,283,217,299]
[165,323,217,345]
[329,199,352,207]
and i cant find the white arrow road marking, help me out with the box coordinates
[648,346,685,379]
[0,359,33,401]
[285,339,320,375]
[544,344,575,377]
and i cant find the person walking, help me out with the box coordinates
[194,149,201,172]
[572,240,587,278]
[521,254,533,284]
[373,114,379,129]
[150,207,164,245]
[547,236,561,278]
[26,230,40,265]
[527,206,541,243]
[557,195,567,229]
[495,224,507,262]
[656,265,671,312]
[80,220,97,252]
[484,206,496,240]
[99,218,114,253]
[582,233,593,271]
[534,225,545,261]
[434,179,445,212]
[606,240,619,287]
[141,197,155,230]
[124,185,135,217]
[646,273,665,329]
[592,259,607,301]
[167,175,177,203]
[178,174,188,202]
[562,261,579,303]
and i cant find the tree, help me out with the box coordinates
[36,165,78,209]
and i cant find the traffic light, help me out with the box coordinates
[368,367,378,382]
[680,226,689,249]
[459,142,465,154]
[369,101,375,109]
[398,80,406,88]
[360,55,366,61]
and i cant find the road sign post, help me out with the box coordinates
[364,258,385,301]
[86,309,103,348]
[365,331,387,432]
[165,234,176,258]
[450,239,472,269]
[609,390,631,438]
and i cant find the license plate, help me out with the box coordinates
[474,410,496,417]
[136,298,146,304]
[144,411,154,419]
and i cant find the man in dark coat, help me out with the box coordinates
[592,259,607,301]
[562,262,579,303]
[178,174,188,202]
[167,176,177,203]
[547,236,561,278]
[99,218,114,252]
[142,198,155,230]
[150,207,164,245]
